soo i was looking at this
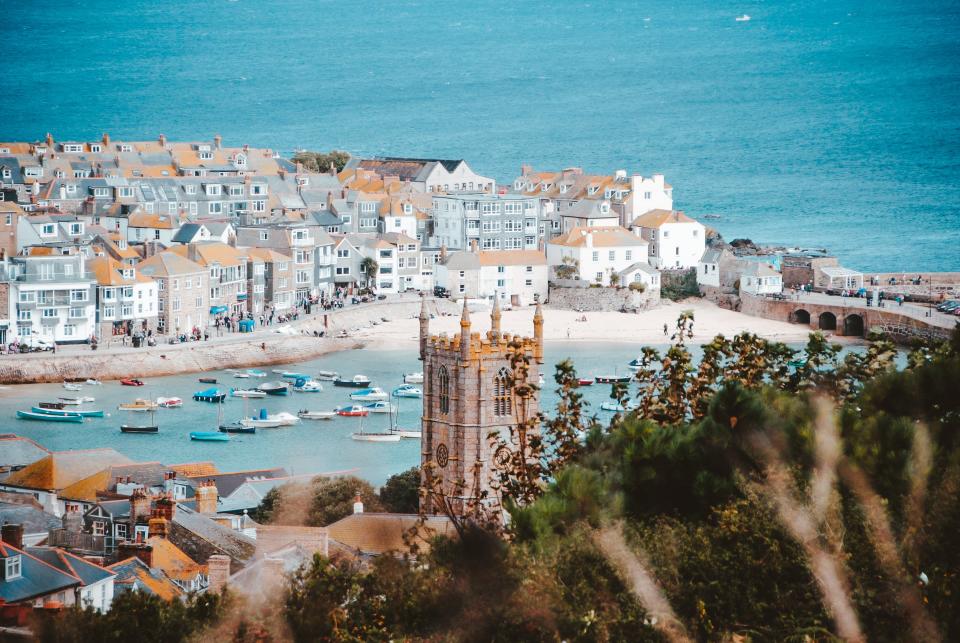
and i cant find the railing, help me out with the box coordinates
[48,529,106,553]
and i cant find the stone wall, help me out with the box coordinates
[0,299,460,384]
[546,283,659,313]
[700,286,740,310]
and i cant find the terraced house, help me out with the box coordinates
[170,243,248,318]
[1,248,96,344]
[137,251,209,335]
[343,156,495,194]
[235,222,335,303]
[88,256,158,339]
[431,193,541,252]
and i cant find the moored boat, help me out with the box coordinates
[156,397,183,408]
[38,401,66,410]
[391,384,422,399]
[62,382,82,391]
[219,422,256,434]
[199,377,218,384]
[59,396,96,405]
[336,405,369,417]
[231,388,267,399]
[316,370,339,381]
[595,375,631,384]
[600,400,638,413]
[352,431,402,442]
[350,387,388,402]
[577,378,593,387]
[258,381,290,396]
[120,424,158,434]
[30,406,104,418]
[247,369,267,378]
[85,379,102,386]
[364,400,395,414]
[193,388,226,403]
[627,357,643,371]
[298,410,337,420]
[17,410,83,423]
[232,372,250,379]
[118,399,158,412]
[190,431,229,442]
[239,409,300,429]
[403,372,423,384]
[279,371,311,380]
[121,378,145,387]
[292,379,323,393]
[391,427,422,439]
[333,375,371,388]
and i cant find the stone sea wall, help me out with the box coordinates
[547,283,659,313]
[0,299,460,384]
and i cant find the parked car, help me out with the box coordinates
[936,300,959,312]
[434,286,449,298]
[18,337,55,352]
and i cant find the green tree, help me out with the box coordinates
[291,149,351,173]
[554,256,579,280]
[308,476,383,526]
[360,256,379,289]
[379,467,420,513]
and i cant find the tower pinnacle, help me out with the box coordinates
[533,301,544,362]
[491,295,501,342]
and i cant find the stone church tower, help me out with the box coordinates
[419,296,543,516]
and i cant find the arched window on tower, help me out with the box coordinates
[438,366,449,414]
[493,367,512,417]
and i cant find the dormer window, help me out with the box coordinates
[122,269,134,279]
[1,168,10,179]
[604,189,613,199]
[63,144,83,153]
[228,185,243,197]
[600,202,610,214]
[41,223,56,236]
[185,184,197,195]
[69,223,84,235]
[197,144,211,153]
[90,144,102,153]
[250,183,266,196]
[205,184,221,196]
[93,187,109,198]
[119,144,132,152]
[403,203,412,214]
[559,184,569,194]
[588,185,599,195]
[234,153,247,168]
[199,151,214,160]
[4,554,22,580]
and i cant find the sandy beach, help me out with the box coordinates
[356,299,833,347]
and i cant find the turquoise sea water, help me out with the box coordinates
[1,0,958,271]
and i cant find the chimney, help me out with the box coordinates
[158,134,167,147]
[1,524,24,550]
[148,512,168,539]
[62,506,83,533]
[329,161,337,176]
[214,134,222,149]
[130,488,152,524]
[45,133,54,148]
[117,542,153,568]
[440,244,447,261]
[102,133,111,147]
[521,163,532,176]
[353,494,364,515]
[155,495,176,521]
[243,143,250,152]
[196,479,219,514]
[207,554,231,593]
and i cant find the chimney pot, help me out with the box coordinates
[158,134,167,147]
[353,494,364,515]
[1,523,24,550]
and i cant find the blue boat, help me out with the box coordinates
[280,371,311,380]
[30,406,104,418]
[17,410,83,423]
[193,388,226,403]
[190,431,230,442]
[258,381,290,396]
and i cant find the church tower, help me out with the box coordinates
[419,296,544,516]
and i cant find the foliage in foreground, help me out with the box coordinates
[39,322,960,642]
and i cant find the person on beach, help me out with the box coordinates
[663,323,669,336]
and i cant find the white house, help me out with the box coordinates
[697,248,724,288]
[559,199,620,234]
[345,157,496,194]
[617,262,661,293]
[739,262,783,296]
[88,256,159,339]
[546,226,650,286]
[431,193,541,251]
[631,210,705,270]
[435,249,547,306]
[4,250,97,344]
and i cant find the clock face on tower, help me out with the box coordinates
[436,443,449,468]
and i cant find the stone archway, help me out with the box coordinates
[818,311,837,331]
[791,309,811,324]
[843,313,865,337]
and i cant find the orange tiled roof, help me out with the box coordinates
[631,209,697,228]
[549,226,649,249]
[326,513,455,555]
[146,535,206,581]
[168,461,219,477]
[107,557,183,600]
[3,449,135,491]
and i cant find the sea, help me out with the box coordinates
[1,0,958,272]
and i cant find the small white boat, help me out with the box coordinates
[85,379,102,386]
[403,372,423,384]
[391,384,422,399]
[364,400,396,414]
[232,371,251,379]
[232,388,267,399]
[156,397,183,408]
[537,373,545,386]
[391,428,422,439]
[60,396,96,405]
[316,370,339,381]
[350,387,388,402]
[293,380,323,393]
[119,399,159,412]
[352,431,402,442]
[239,410,300,429]
[298,410,337,420]
[735,14,751,21]
[63,382,83,391]
[627,357,642,371]
[600,400,638,413]
[247,370,267,378]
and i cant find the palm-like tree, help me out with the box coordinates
[360,257,379,289]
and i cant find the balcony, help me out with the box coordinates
[291,236,314,247]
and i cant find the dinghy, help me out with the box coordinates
[30,406,103,418]
[298,410,337,420]
[334,375,371,388]
[391,384,422,399]
[350,387,388,402]
[231,388,267,399]
[190,431,229,442]
[17,410,83,423]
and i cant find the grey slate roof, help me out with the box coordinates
[0,541,79,603]
[0,501,62,535]
[0,435,50,470]
[169,505,256,571]
[171,223,203,243]
[186,467,288,498]
[440,251,481,270]
[27,547,115,586]
[700,248,724,264]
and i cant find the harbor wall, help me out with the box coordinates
[0,299,459,384]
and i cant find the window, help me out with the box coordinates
[70,289,87,302]
[104,306,115,318]
[596,272,603,282]
[676,247,680,255]
[116,523,128,539]
[196,296,203,308]
[497,279,505,288]
[525,279,533,286]
[205,184,221,196]
[209,201,222,214]
[17,310,31,321]
[250,183,266,196]
[117,187,134,198]
[4,555,22,580]
[458,284,465,293]
[337,249,350,258]
[609,251,615,261]
[41,224,56,236]
[92,521,105,536]
[592,251,599,262]
[493,367,512,416]
[172,298,181,312]
[626,250,632,261]
[69,307,84,319]
[336,267,350,276]
[43,308,57,318]
[121,304,133,316]
[438,366,449,414]
[228,185,243,196]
